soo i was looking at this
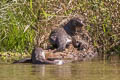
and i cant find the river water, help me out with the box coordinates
[0,60,120,80]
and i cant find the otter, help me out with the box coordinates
[72,34,90,51]
[49,17,85,52]
[73,39,89,51]
[49,27,72,52]
[13,47,64,65]
[32,47,64,65]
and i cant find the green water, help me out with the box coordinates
[0,60,120,80]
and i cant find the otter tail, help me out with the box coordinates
[13,58,32,64]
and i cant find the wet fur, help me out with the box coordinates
[13,47,64,65]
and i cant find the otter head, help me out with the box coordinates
[32,47,46,63]
[69,18,85,34]
[70,18,85,27]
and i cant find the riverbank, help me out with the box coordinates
[0,0,119,60]
[0,52,30,63]
[0,50,119,63]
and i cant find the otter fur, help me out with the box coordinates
[13,47,64,65]
[49,17,85,52]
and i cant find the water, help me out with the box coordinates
[0,60,120,80]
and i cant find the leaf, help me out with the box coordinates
[30,0,33,10]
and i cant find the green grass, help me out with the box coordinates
[0,0,119,59]
[0,0,36,53]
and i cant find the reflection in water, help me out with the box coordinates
[31,65,46,77]
[31,64,72,79]
[0,60,120,80]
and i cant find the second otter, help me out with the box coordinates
[49,17,85,52]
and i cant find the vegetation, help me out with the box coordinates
[0,0,35,53]
[0,0,120,60]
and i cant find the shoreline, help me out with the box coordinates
[0,52,30,63]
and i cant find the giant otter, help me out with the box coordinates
[31,47,64,65]
[72,34,89,51]
[49,17,85,52]
[72,32,98,61]
[13,47,64,65]
[49,27,72,52]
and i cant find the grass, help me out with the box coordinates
[0,0,120,60]
[0,0,35,53]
